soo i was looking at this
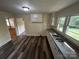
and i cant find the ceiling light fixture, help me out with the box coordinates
[22,7,30,11]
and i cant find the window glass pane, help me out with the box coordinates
[6,19,10,26]
[66,16,79,41]
[51,17,55,25]
[57,17,66,32]
[9,18,15,28]
[31,14,43,23]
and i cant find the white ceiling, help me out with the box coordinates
[0,0,78,14]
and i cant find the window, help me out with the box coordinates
[6,19,10,26]
[51,16,55,25]
[5,18,15,28]
[31,14,43,23]
[66,16,79,41]
[57,17,66,32]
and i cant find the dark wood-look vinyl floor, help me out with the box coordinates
[19,36,54,59]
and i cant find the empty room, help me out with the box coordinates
[0,0,79,59]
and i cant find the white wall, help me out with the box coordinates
[0,11,12,47]
[0,11,12,17]
[24,14,48,36]
[56,2,79,16]
[0,17,11,47]
[22,13,49,36]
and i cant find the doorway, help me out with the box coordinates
[5,18,17,41]
[16,18,26,36]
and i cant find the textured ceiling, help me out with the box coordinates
[0,0,78,14]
